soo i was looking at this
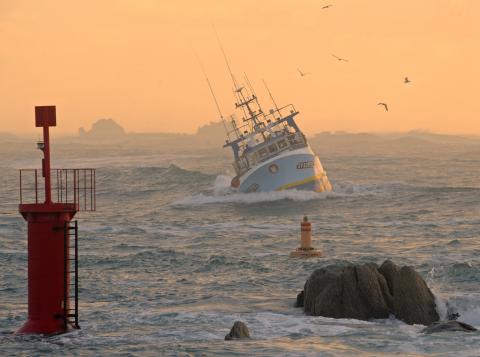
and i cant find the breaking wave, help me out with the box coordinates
[171,175,410,206]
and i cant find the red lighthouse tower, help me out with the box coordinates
[17,106,96,335]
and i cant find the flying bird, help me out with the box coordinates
[332,54,349,62]
[404,77,411,84]
[377,102,389,112]
[297,68,311,77]
[322,4,333,9]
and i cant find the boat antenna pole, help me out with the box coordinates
[244,73,256,97]
[213,25,239,90]
[193,50,229,137]
[213,25,252,129]
[262,79,280,113]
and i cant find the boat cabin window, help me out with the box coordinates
[277,139,288,149]
[258,148,268,158]
[268,144,278,153]
[288,134,299,145]
[246,153,257,166]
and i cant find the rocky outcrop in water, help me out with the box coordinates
[421,320,477,334]
[79,118,126,142]
[297,260,439,325]
[225,321,251,340]
[378,260,439,325]
[295,291,304,308]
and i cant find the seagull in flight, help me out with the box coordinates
[322,4,333,9]
[297,68,311,77]
[404,76,411,84]
[377,102,389,112]
[332,54,349,62]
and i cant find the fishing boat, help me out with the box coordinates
[199,34,332,193]
[222,85,332,193]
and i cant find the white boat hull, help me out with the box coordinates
[237,147,332,193]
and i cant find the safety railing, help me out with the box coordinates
[19,169,96,212]
[224,104,298,141]
[262,103,297,124]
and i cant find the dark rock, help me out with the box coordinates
[295,291,304,308]
[304,263,392,320]
[378,260,439,325]
[225,321,250,340]
[301,260,439,325]
[421,320,477,334]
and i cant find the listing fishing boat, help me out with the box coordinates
[222,84,332,193]
[200,34,332,193]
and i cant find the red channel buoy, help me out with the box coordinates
[16,106,96,335]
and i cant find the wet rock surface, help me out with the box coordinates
[298,260,439,325]
[421,320,477,334]
[225,321,251,340]
[295,290,304,308]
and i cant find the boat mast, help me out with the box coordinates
[244,73,264,115]
[214,28,264,135]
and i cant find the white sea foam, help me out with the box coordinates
[172,175,404,206]
[427,264,480,328]
[442,299,480,328]
[461,305,480,327]
[172,189,331,206]
[141,309,366,341]
[212,175,236,196]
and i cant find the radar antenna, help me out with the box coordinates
[245,73,263,114]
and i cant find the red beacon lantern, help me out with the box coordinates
[17,106,96,335]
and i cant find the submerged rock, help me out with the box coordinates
[421,320,477,334]
[446,301,460,321]
[300,260,439,325]
[225,321,250,340]
[295,291,304,308]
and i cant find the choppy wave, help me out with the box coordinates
[97,164,215,198]
[2,147,480,356]
[427,262,480,328]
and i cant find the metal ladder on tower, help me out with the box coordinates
[64,220,80,330]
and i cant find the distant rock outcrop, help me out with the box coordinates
[421,321,477,334]
[79,118,126,141]
[195,121,226,146]
[225,321,251,340]
[297,260,439,325]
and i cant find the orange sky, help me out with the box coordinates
[1,0,479,135]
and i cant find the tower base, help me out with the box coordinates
[16,318,66,335]
[290,247,322,258]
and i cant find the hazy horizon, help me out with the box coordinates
[2,121,480,139]
[1,0,479,135]
[2,118,480,138]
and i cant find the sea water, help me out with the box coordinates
[0,139,479,356]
